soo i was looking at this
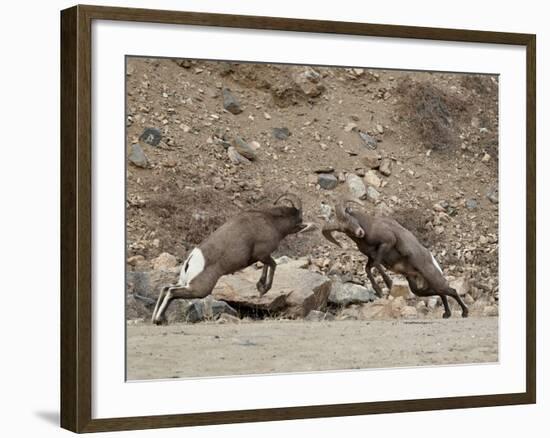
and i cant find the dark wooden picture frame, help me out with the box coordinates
[60,4,536,433]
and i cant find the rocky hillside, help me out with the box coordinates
[125,57,499,321]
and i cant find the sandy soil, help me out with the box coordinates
[126,317,498,380]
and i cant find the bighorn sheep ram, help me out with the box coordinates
[151,193,314,324]
[322,200,468,318]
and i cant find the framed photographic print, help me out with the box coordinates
[60,4,536,433]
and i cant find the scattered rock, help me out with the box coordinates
[127,255,145,266]
[318,173,338,190]
[465,199,478,210]
[366,186,381,203]
[379,158,392,176]
[293,68,324,97]
[376,124,384,134]
[139,128,162,146]
[358,131,378,149]
[361,151,382,169]
[329,281,376,306]
[152,252,178,271]
[227,146,251,165]
[314,166,335,174]
[128,144,149,168]
[222,88,242,114]
[390,278,411,298]
[233,136,258,161]
[272,127,291,140]
[346,173,367,199]
[481,152,491,162]
[487,187,498,204]
[364,170,382,188]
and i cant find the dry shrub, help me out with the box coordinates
[146,188,238,257]
[397,78,467,150]
[391,206,439,248]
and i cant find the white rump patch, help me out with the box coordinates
[178,248,205,286]
[431,253,443,274]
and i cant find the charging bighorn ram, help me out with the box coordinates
[152,193,314,324]
[322,199,468,318]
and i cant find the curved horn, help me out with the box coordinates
[344,198,365,208]
[321,223,343,248]
[335,201,347,221]
[335,197,364,221]
[274,193,302,212]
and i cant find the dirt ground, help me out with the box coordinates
[126,317,498,380]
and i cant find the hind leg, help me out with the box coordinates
[405,276,452,318]
[153,285,212,325]
[152,285,170,323]
[440,287,469,318]
[406,278,468,318]
[440,295,452,319]
[365,260,384,297]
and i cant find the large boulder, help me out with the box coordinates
[151,252,178,271]
[329,281,376,306]
[212,263,332,317]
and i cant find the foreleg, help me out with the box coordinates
[257,256,276,295]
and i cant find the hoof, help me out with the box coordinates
[152,316,166,325]
[256,281,268,295]
[442,312,451,319]
[462,309,469,318]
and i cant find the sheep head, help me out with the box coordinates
[274,193,315,234]
[322,198,365,246]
